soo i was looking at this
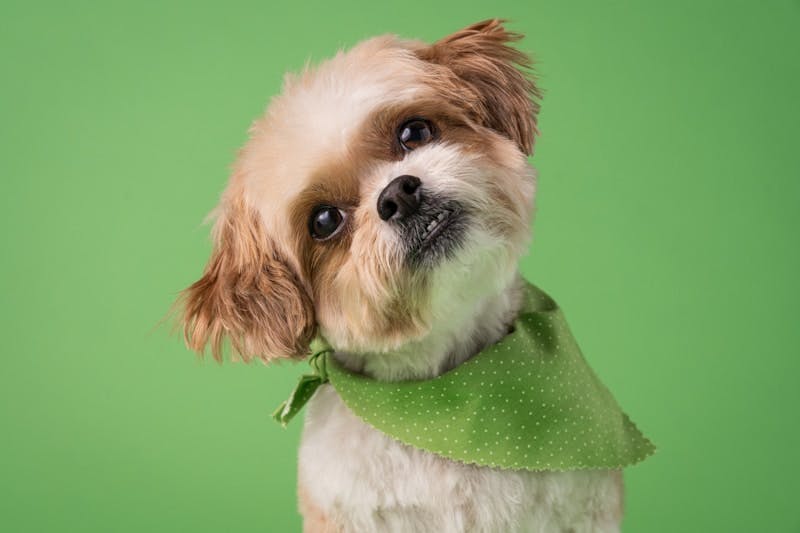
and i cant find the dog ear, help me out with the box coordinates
[180,198,315,362]
[418,19,541,155]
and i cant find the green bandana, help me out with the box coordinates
[274,281,655,471]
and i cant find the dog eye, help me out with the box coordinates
[398,119,433,151]
[309,206,345,240]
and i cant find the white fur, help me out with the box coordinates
[300,386,623,533]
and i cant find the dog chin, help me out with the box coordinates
[419,228,522,325]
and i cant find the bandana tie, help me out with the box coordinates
[273,281,655,471]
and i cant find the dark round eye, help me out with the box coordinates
[398,119,433,151]
[309,206,344,240]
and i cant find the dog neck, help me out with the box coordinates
[332,272,525,382]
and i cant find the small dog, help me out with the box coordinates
[180,20,624,532]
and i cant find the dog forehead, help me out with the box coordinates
[282,37,427,138]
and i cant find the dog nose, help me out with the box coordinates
[377,175,422,221]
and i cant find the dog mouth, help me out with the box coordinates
[406,203,466,267]
[419,209,457,248]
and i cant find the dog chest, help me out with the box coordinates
[297,385,623,532]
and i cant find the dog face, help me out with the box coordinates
[181,20,540,361]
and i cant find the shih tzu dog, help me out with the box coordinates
[179,19,630,533]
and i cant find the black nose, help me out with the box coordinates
[377,175,422,221]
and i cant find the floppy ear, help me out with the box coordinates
[180,198,315,362]
[417,19,541,155]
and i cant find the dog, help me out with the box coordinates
[179,19,625,532]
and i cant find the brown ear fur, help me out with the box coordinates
[418,19,541,155]
[180,199,315,362]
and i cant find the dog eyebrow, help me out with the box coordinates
[298,181,358,206]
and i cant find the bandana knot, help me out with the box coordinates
[271,338,332,427]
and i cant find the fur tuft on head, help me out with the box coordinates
[416,19,541,155]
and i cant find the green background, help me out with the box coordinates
[2,1,798,531]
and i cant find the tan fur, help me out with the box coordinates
[180,194,315,361]
[285,145,431,348]
[299,483,338,533]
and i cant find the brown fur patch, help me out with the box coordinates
[298,484,337,533]
[363,97,478,154]
[415,19,541,155]
[288,158,363,280]
[180,197,315,361]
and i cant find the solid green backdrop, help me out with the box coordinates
[1,1,798,531]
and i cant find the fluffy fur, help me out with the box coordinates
[179,19,623,532]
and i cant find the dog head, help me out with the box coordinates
[180,19,540,362]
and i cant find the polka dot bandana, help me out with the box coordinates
[274,281,655,471]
